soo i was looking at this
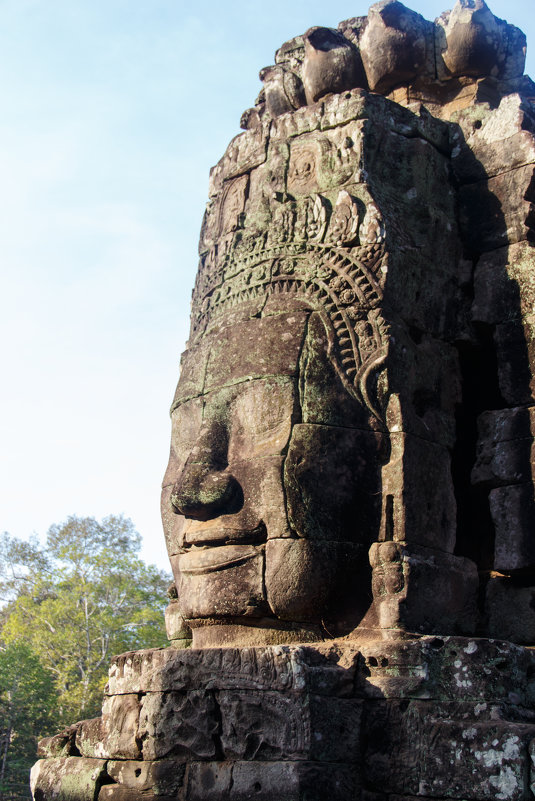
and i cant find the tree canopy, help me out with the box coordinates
[0,641,57,796]
[0,515,171,795]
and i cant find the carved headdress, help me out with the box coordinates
[191,166,391,422]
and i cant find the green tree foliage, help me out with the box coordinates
[0,515,170,725]
[0,641,57,798]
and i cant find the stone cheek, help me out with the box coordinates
[283,424,386,544]
[265,539,371,628]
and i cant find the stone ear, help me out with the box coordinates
[298,311,381,430]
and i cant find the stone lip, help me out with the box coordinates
[178,545,261,575]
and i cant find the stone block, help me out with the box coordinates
[30,757,107,801]
[260,65,306,118]
[365,700,535,799]
[98,788,174,801]
[491,484,535,571]
[472,241,535,325]
[302,27,366,104]
[37,725,79,758]
[379,432,457,552]
[217,690,361,762]
[196,294,269,341]
[368,542,478,635]
[164,601,191,644]
[472,408,535,487]
[106,758,185,797]
[76,694,141,760]
[474,406,535,444]
[452,95,535,184]
[486,577,535,645]
[384,332,461,449]
[271,102,322,141]
[171,343,210,406]
[285,126,367,195]
[381,249,462,340]
[108,647,290,696]
[359,2,435,94]
[363,132,457,259]
[225,382,296,463]
[138,690,219,760]
[318,87,450,153]
[183,760,358,801]
[208,123,270,198]
[170,543,266,622]
[494,316,535,405]
[107,644,361,699]
[160,486,186,559]
[435,0,520,81]
[460,164,535,253]
[298,310,389,432]
[528,739,535,797]
[359,635,535,706]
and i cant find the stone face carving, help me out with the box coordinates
[31,3,535,800]
[162,82,481,648]
[157,2,535,656]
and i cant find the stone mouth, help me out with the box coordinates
[178,544,263,575]
[184,521,267,548]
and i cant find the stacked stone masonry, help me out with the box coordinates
[33,640,535,800]
[32,0,535,799]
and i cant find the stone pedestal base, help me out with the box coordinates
[33,637,535,801]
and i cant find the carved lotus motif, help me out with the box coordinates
[340,288,357,305]
[360,202,385,245]
[327,190,361,247]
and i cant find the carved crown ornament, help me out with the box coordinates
[192,187,390,422]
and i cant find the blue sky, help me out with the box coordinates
[1,0,534,572]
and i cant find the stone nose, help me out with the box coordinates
[169,422,242,520]
[170,463,241,520]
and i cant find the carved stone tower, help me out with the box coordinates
[32,2,535,800]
